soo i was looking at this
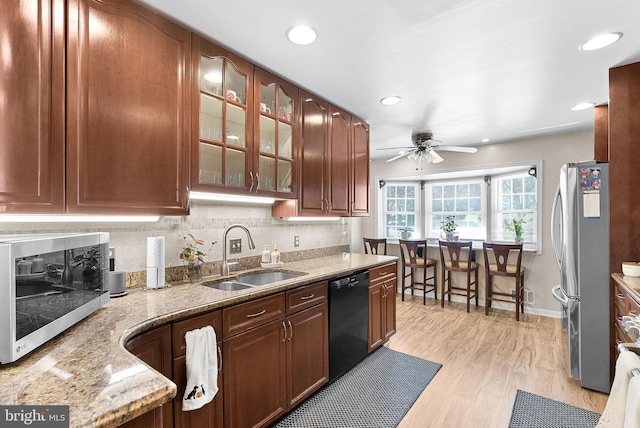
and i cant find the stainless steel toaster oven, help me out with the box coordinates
[0,233,110,364]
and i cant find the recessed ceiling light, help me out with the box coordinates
[481,138,490,143]
[286,25,317,45]
[580,32,622,51]
[380,96,402,106]
[571,102,596,111]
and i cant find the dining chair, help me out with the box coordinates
[363,237,387,255]
[439,240,479,313]
[482,242,525,321]
[398,239,437,305]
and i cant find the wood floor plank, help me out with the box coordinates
[391,294,608,427]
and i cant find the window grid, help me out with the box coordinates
[494,173,537,243]
[384,184,418,238]
[428,180,485,239]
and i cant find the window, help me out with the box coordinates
[383,183,419,238]
[426,180,486,239]
[492,172,537,243]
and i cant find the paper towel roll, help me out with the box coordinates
[147,237,166,288]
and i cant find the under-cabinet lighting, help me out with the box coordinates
[0,215,160,223]
[190,191,275,205]
[281,217,340,222]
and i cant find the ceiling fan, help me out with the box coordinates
[379,132,478,169]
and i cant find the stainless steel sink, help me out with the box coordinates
[235,271,304,285]
[205,281,253,292]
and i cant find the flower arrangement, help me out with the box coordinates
[180,233,216,281]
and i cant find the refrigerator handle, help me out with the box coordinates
[550,183,562,270]
[552,284,570,306]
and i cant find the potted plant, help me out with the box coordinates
[180,233,216,282]
[441,215,458,241]
[400,226,413,240]
[506,217,526,243]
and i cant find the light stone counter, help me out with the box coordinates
[0,253,396,427]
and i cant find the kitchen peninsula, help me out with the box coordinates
[0,253,396,427]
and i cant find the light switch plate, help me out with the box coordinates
[230,238,242,254]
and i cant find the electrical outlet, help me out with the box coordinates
[230,238,242,254]
[294,235,300,247]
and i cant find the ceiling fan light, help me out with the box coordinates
[580,32,622,51]
[380,96,402,106]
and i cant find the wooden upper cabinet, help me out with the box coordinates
[191,34,254,194]
[253,68,298,198]
[326,106,351,216]
[594,104,609,163]
[351,117,370,216]
[0,0,64,213]
[66,0,191,215]
[298,91,329,215]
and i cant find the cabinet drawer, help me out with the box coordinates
[614,286,627,317]
[172,310,222,358]
[627,290,640,316]
[223,293,285,339]
[286,281,328,315]
[369,263,396,284]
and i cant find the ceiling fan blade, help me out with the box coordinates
[377,146,415,151]
[386,150,414,163]
[428,150,444,163]
[432,145,478,153]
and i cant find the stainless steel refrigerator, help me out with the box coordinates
[551,161,610,393]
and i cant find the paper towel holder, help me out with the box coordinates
[145,265,171,290]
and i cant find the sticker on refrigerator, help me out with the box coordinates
[580,167,601,218]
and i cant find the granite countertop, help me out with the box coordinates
[613,272,640,302]
[0,253,396,427]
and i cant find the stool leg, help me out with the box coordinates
[441,270,446,308]
[422,264,427,305]
[474,268,479,306]
[401,265,406,301]
[466,269,471,313]
[485,274,491,316]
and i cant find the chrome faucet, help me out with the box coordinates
[221,224,256,276]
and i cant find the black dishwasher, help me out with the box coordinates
[328,270,369,382]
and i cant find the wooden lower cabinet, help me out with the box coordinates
[123,325,174,428]
[368,262,397,353]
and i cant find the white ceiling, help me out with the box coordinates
[137,0,640,159]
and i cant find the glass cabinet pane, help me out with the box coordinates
[200,94,223,141]
[278,122,292,158]
[226,63,247,104]
[200,56,223,97]
[260,84,276,116]
[278,160,293,193]
[259,156,276,191]
[259,116,276,154]
[278,87,293,121]
[226,149,245,187]
[226,104,246,147]
[199,143,222,184]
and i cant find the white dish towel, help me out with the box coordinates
[597,350,640,428]
[182,325,218,411]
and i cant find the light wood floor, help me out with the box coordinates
[390,294,608,428]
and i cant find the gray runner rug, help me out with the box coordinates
[509,389,601,428]
[274,346,441,428]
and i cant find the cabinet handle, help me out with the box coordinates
[631,311,638,316]
[617,293,626,300]
[300,294,315,300]
[184,186,190,209]
[217,346,222,372]
[288,320,293,341]
[379,271,387,276]
[255,173,260,193]
[282,321,287,342]
[249,172,254,193]
[246,309,267,318]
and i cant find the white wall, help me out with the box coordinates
[359,129,594,316]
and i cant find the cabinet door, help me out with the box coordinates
[298,91,329,215]
[173,351,223,428]
[326,106,351,216]
[254,68,298,198]
[192,34,253,194]
[223,319,287,428]
[368,283,384,353]
[0,0,64,213]
[66,0,190,215]
[287,304,328,408]
[351,118,370,216]
[123,325,173,428]
[383,279,397,342]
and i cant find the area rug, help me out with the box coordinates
[274,347,441,428]
[509,389,601,428]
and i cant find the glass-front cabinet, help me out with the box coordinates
[192,35,253,193]
[253,68,298,197]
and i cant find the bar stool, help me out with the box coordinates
[482,242,525,321]
[398,239,437,305]
[439,241,479,313]
[363,237,387,255]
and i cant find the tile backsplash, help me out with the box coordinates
[0,201,349,279]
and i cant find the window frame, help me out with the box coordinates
[380,182,422,239]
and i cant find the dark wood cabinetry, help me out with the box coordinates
[351,117,370,216]
[66,0,191,215]
[326,105,352,216]
[368,262,397,352]
[123,325,174,428]
[0,0,64,213]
